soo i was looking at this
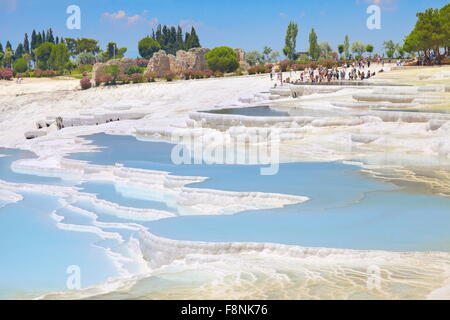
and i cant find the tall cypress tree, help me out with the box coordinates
[23,33,30,54]
[55,36,59,44]
[37,33,43,46]
[184,32,191,50]
[6,41,12,50]
[31,30,37,50]
[41,30,46,44]
[176,26,183,51]
[47,28,55,43]
[308,27,319,60]
[14,43,24,59]
[162,25,169,47]
[0,42,3,54]
[188,27,200,49]
[155,25,162,44]
[31,30,37,62]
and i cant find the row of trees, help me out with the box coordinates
[138,25,201,59]
[245,47,280,66]
[1,28,130,74]
[0,28,64,69]
[403,4,449,63]
[280,22,375,62]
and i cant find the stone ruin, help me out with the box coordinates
[92,58,138,84]
[234,48,248,69]
[92,47,249,81]
[146,48,210,77]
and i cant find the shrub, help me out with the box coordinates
[205,47,239,73]
[125,66,145,75]
[319,59,338,69]
[101,75,113,85]
[204,70,213,78]
[165,73,175,82]
[117,74,131,84]
[144,72,157,82]
[307,62,318,70]
[279,60,291,72]
[248,65,270,75]
[76,52,96,65]
[13,58,28,74]
[131,73,144,83]
[0,68,13,80]
[80,77,92,90]
[214,71,224,77]
[33,69,57,78]
[182,70,193,80]
[136,59,149,67]
[104,64,120,84]
[77,64,93,74]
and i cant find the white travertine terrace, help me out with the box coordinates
[1,65,450,299]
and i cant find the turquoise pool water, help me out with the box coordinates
[0,148,62,185]
[1,133,449,298]
[69,133,450,252]
[201,106,347,117]
[0,193,118,299]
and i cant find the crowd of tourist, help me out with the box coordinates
[272,58,389,85]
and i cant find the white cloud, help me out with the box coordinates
[102,10,158,26]
[102,10,126,20]
[127,14,143,24]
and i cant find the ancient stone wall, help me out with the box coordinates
[92,58,138,84]
[146,48,210,77]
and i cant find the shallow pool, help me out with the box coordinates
[69,133,450,252]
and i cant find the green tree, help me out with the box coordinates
[138,37,161,59]
[31,30,37,62]
[366,44,374,57]
[76,38,100,54]
[440,4,450,55]
[338,44,345,59]
[76,52,96,65]
[308,27,320,60]
[47,28,55,43]
[283,22,299,60]
[23,33,30,55]
[48,43,69,71]
[205,46,239,73]
[3,48,14,68]
[343,35,350,59]
[65,38,78,58]
[34,42,55,69]
[246,50,263,66]
[383,40,397,58]
[105,42,127,60]
[352,41,366,57]
[14,43,24,59]
[319,41,332,58]
[187,27,201,49]
[262,46,272,62]
[395,43,405,58]
[13,58,28,73]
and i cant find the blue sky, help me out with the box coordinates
[0,0,448,57]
